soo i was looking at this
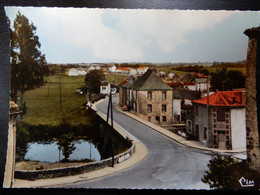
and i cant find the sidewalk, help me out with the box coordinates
[115,104,246,157]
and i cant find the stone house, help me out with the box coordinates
[188,90,246,150]
[119,69,175,125]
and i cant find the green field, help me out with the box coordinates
[22,74,89,126]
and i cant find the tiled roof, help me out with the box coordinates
[192,91,244,107]
[119,79,129,87]
[133,69,172,91]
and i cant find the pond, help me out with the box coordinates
[16,109,132,163]
[24,139,101,163]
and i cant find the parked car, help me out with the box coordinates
[86,101,92,107]
[122,105,129,111]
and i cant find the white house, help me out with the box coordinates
[100,82,117,95]
[68,68,79,76]
[172,90,182,123]
[137,67,148,75]
[168,72,175,80]
[109,65,117,73]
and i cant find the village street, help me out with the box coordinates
[62,97,212,189]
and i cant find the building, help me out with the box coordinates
[119,69,174,125]
[100,82,117,95]
[188,90,246,150]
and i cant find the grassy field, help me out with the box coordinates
[156,65,246,75]
[22,74,89,126]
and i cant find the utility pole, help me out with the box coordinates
[106,91,114,167]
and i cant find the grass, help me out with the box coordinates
[22,74,88,126]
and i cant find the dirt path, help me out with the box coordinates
[15,161,87,171]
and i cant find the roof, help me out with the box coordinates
[167,83,182,88]
[178,90,201,100]
[192,90,244,107]
[119,79,129,87]
[182,82,195,86]
[173,90,182,99]
[116,67,131,71]
[133,69,172,91]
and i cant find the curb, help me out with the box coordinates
[115,104,246,155]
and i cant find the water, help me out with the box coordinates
[24,139,101,163]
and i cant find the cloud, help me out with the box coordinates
[6,7,240,62]
[34,8,235,62]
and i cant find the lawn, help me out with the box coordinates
[22,74,89,126]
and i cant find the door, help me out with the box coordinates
[218,131,226,149]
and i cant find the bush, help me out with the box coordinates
[202,155,260,190]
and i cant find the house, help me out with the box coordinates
[116,67,131,74]
[188,90,246,150]
[172,90,182,123]
[119,69,173,125]
[100,82,117,95]
[109,65,117,73]
[136,67,148,75]
[178,89,201,106]
[168,72,175,80]
[68,68,79,76]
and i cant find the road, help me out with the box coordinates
[63,97,212,189]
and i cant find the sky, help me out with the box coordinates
[5,7,260,64]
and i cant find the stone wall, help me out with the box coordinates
[14,143,135,181]
[135,90,173,125]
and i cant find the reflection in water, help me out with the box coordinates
[24,139,101,163]
[16,109,132,163]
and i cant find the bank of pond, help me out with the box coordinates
[16,110,132,164]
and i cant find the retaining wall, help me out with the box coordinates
[15,143,135,181]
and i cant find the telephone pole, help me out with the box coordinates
[106,91,114,167]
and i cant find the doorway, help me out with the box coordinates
[218,131,226,149]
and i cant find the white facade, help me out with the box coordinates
[173,99,181,116]
[231,108,247,150]
[184,84,196,91]
[109,65,117,72]
[68,68,79,76]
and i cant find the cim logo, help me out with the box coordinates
[239,177,255,187]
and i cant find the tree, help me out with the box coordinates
[84,69,105,94]
[9,12,48,110]
[202,155,260,189]
[210,67,245,91]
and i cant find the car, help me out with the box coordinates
[122,105,129,111]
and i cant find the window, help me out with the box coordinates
[162,116,167,122]
[217,107,226,122]
[162,92,166,100]
[134,103,137,112]
[162,104,167,112]
[204,127,207,140]
[187,120,192,133]
[147,91,152,100]
[148,116,151,122]
[147,104,152,113]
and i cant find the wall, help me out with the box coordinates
[15,144,135,181]
[231,108,246,150]
[136,90,173,124]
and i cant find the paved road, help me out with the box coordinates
[63,97,212,189]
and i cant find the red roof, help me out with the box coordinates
[116,67,131,71]
[192,72,207,78]
[182,82,195,86]
[167,83,181,87]
[192,91,244,107]
[119,79,129,87]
